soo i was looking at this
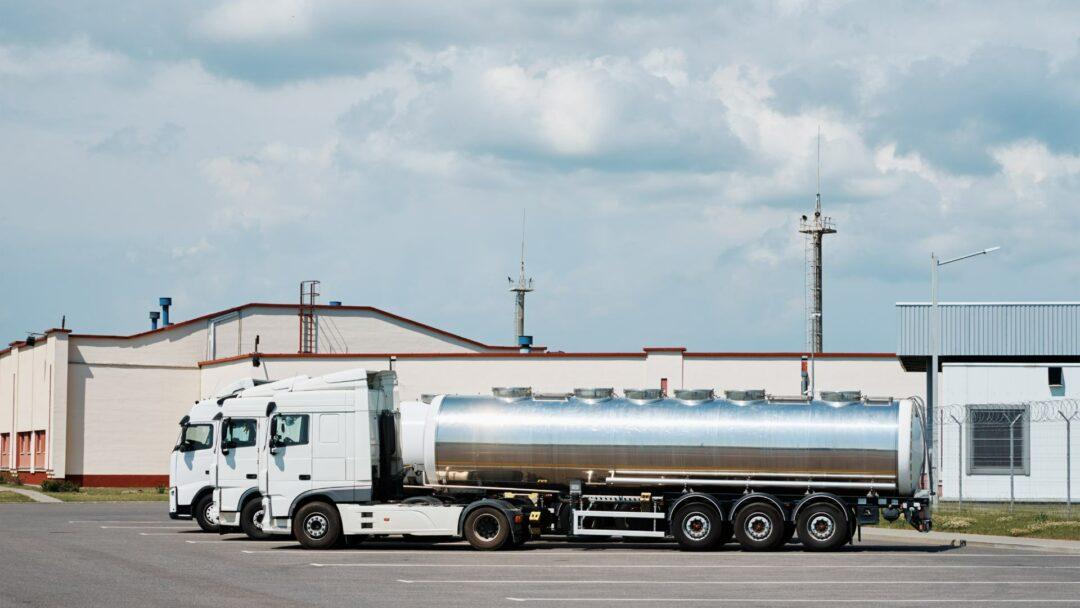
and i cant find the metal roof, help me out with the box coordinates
[897,302,1080,357]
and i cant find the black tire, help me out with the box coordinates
[733,503,785,551]
[293,502,344,550]
[463,507,511,551]
[671,503,724,551]
[240,498,272,540]
[193,494,219,533]
[797,503,850,551]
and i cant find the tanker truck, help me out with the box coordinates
[257,368,932,551]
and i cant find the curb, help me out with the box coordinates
[860,526,1080,554]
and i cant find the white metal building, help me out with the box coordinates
[0,300,925,486]
[898,303,1080,502]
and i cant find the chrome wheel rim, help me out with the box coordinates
[746,513,772,541]
[252,509,265,531]
[304,513,329,539]
[474,513,501,541]
[683,513,711,541]
[808,513,836,541]
[205,501,219,525]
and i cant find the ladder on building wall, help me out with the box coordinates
[299,280,320,354]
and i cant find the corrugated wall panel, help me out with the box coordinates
[897,303,1080,357]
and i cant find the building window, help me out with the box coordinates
[1049,366,1064,387]
[34,431,46,469]
[0,433,9,467]
[16,432,32,469]
[967,407,1029,476]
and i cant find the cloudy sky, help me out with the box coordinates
[1,1,1078,352]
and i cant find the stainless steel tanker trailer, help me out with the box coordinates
[399,387,932,551]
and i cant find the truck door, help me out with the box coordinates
[219,418,259,507]
[313,413,347,486]
[175,422,217,509]
[267,414,312,517]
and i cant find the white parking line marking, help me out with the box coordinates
[185,540,256,544]
[139,532,200,536]
[70,520,173,524]
[395,580,1080,585]
[100,526,194,529]
[236,549,1080,557]
[305,562,1080,569]
[505,600,1080,604]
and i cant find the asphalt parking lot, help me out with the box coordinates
[2,502,1079,607]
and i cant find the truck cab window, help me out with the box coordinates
[224,419,257,448]
[272,415,309,446]
[179,424,214,451]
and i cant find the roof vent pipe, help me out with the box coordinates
[149,310,160,330]
[329,301,342,307]
[159,297,173,326]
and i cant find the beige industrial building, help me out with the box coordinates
[0,302,923,486]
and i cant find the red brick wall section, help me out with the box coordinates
[16,471,47,485]
[65,474,169,488]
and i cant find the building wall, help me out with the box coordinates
[231,307,488,356]
[66,362,199,484]
[201,353,922,404]
[939,363,1080,502]
[0,333,68,480]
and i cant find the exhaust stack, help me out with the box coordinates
[149,310,160,330]
[159,297,173,326]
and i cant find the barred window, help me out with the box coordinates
[967,407,1029,476]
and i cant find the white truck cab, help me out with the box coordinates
[213,375,308,539]
[257,368,530,550]
[168,392,240,531]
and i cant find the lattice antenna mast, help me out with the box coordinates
[799,127,837,354]
[508,210,534,341]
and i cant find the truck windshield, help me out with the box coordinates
[179,424,213,451]
[223,419,257,448]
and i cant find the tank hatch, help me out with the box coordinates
[724,389,766,401]
[623,388,662,401]
[573,387,614,400]
[821,390,862,403]
[492,387,532,399]
[674,388,715,402]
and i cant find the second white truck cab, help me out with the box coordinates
[213,375,308,539]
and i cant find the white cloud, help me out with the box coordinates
[198,0,314,41]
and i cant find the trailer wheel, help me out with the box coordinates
[797,503,849,551]
[240,498,271,540]
[733,503,785,551]
[672,503,723,551]
[294,502,344,550]
[193,494,219,533]
[463,507,511,551]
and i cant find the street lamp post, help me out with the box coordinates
[929,246,1000,502]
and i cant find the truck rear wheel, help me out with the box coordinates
[240,498,271,540]
[193,494,219,533]
[672,503,723,551]
[294,502,344,550]
[463,507,510,551]
[797,503,849,551]
[733,503,785,551]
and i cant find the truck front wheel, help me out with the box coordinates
[294,502,344,550]
[733,503,785,551]
[463,507,511,551]
[240,498,272,540]
[672,503,723,551]
[797,504,849,551]
[193,494,219,533]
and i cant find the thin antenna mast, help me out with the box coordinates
[508,210,534,345]
[799,126,836,354]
